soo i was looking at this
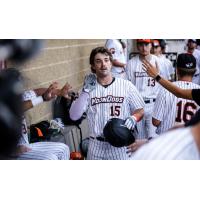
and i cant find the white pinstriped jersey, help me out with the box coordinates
[85,78,145,137]
[156,55,174,80]
[20,90,38,144]
[18,90,70,160]
[192,49,200,84]
[153,81,200,135]
[105,39,126,74]
[126,54,161,99]
[131,127,200,160]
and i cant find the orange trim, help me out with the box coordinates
[35,127,43,137]
[137,39,151,43]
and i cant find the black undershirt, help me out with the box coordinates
[185,89,200,126]
[102,77,115,88]
[192,89,200,106]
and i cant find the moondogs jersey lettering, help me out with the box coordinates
[85,78,145,137]
[126,54,161,99]
[153,81,200,135]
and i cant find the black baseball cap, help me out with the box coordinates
[177,53,196,69]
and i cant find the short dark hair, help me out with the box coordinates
[89,47,113,73]
[177,67,196,78]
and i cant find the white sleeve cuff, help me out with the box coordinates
[31,96,43,106]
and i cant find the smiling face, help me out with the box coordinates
[91,53,112,78]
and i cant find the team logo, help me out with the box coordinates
[91,95,124,106]
[186,63,193,68]
[135,72,148,77]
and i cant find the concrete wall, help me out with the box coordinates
[14,39,105,126]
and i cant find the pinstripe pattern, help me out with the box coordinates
[191,49,200,84]
[156,55,174,80]
[126,55,161,99]
[153,81,200,135]
[105,39,127,79]
[18,90,70,160]
[136,102,157,139]
[86,78,144,159]
[131,127,200,160]
[87,138,130,160]
[126,54,161,139]
[17,142,70,160]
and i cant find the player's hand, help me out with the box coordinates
[83,73,97,93]
[142,59,159,79]
[125,116,136,130]
[59,82,73,99]
[42,82,59,101]
[14,145,32,156]
[126,139,148,153]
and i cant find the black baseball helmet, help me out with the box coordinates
[103,118,135,148]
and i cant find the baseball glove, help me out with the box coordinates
[83,73,97,93]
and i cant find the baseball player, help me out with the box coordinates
[187,39,200,85]
[152,53,200,135]
[142,57,200,106]
[130,124,200,160]
[105,39,127,79]
[17,83,71,160]
[152,39,175,81]
[70,46,145,160]
[126,39,161,140]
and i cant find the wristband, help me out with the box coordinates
[155,74,161,82]
[31,96,43,107]
[132,115,138,122]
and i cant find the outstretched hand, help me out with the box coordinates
[42,82,59,101]
[142,59,159,78]
[83,73,97,93]
[59,82,73,99]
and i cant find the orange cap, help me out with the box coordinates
[153,40,160,47]
[137,39,151,43]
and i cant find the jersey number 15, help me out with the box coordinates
[110,105,121,116]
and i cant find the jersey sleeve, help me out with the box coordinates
[192,89,200,106]
[105,39,118,60]
[127,81,145,112]
[69,91,90,121]
[126,59,135,83]
[152,87,167,121]
[22,90,37,101]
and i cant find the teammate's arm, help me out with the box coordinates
[23,82,72,112]
[142,59,193,100]
[112,59,126,68]
[23,100,35,111]
[69,92,89,121]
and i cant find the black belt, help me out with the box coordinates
[90,136,107,142]
[144,99,156,104]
